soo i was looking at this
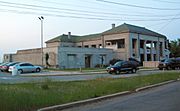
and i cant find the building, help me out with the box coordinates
[3,23,170,68]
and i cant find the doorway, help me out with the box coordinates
[85,55,91,68]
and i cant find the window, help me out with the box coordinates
[84,45,89,48]
[106,42,111,45]
[112,41,116,45]
[117,39,125,48]
[91,45,96,48]
[20,63,33,67]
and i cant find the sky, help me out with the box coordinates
[0,0,180,62]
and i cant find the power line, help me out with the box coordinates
[151,0,180,4]
[157,12,180,31]
[0,8,180,21]
[30,0,110,12]
[0,1,179,18]
[96,0,180,10]
[28,0,180,17]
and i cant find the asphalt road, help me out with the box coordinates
[62,81,180,111]
[0,70,179,84]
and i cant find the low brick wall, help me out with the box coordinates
[143,61,160,68]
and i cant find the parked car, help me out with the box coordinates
[9,62,42,74]
[158,58,180,70]
[106,60,139,74]
[0,62,10,72]
[0,62,20,72]
[129,57,141,66]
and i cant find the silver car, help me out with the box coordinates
[9,62,42,74]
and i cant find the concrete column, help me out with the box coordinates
[129,38,133,58]
[136,35,140,60]
[144,40,147,61]
[101,35,105,48]
[162,41,165,58]
[155,41,159,61]
[150,41,154,61]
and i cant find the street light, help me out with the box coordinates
[38,16,44,66]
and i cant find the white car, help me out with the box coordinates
[9,62,42,74]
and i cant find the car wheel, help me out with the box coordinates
[115,70,120,74]
[18,69,23,74]
[166,66,171,70]
[131,68,136,73]
[36,68,41,72]
[159,68,163,70]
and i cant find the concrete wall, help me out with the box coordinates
[44,47,58,67]
[46,42,59,47]
[103,33,129,60]
[58,47,114,69]
[4,47,58,67]
[76,39,102,48]
[143,61,160,68]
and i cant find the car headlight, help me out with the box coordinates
[111,68,114,70]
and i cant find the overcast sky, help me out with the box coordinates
[0,0,180,62]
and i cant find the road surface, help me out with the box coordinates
[62,81,180,111]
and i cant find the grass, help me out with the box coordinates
[0,72,180,111]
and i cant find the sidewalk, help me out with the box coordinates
[20,68,158,77]
[21,69,107,77]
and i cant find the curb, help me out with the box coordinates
[135,80,176,92]
[38,79,179,111]
[37,91,130,111]
[20,71,106,77]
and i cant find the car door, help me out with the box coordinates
[121,61,129,71]
[25,63,34,72]
[19,63,29,72]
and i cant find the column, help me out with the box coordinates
[129,38,133,58]
[136,37,140,60]
[150,41,154,61]
[162,41,165,58]
[144,40,147,61]
[155,41,159,61]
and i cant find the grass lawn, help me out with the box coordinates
[0,72,180,111]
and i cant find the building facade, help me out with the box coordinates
[3,23,170,68]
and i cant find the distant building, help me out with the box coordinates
[3,23,170,68]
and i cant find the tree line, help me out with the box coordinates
[169,38,180,58]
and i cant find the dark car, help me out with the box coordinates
[0,62,9,72]
[106,60,139,74]
[129,57,141,66]
[158,58,180,70]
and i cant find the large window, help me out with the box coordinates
[117,39,125,48]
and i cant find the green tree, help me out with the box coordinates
[169,39,180,57]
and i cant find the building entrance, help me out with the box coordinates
[85,55,91,68]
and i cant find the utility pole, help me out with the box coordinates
[38,16,44,66]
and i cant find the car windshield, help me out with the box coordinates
[160,59,164,62]
[161,59,172,63]
[114,61,124,66]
